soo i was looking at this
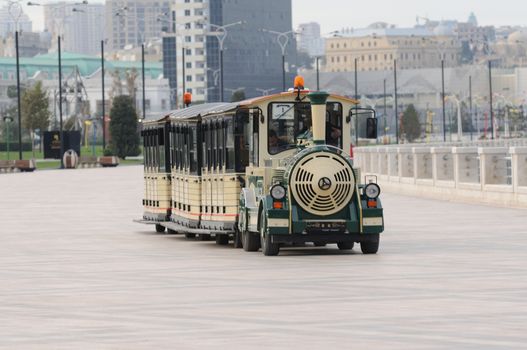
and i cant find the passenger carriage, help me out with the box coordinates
[139,83,384,256]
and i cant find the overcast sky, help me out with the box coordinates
[21,0,527,32]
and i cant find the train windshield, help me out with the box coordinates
[268,102,343,155]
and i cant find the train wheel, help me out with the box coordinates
[185,233,196,239]
[233,228,243,249]
[198,234,211,241]
[215,234,229,246]
[337,242,354,250]
[155,224,165,233]
[242,230,260,252]
[260,212,279,256]
[361,235,380,254]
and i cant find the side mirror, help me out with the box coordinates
[366,118,378,139]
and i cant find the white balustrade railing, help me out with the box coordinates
[355,144,527,208]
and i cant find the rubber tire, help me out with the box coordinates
[215,234,229,246]
[233,228,243,249]
[337,241,354,250]
[185,233,196,239]
[167,229,177,234]
[155,224,165,233]
[260,213,279,256]
[243,230,260,252]
[313,242,327,247]
[361,235,380,254]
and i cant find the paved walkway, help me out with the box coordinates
[1,166,526,349]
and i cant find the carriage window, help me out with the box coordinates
[212,122,218,169]
[208,123,213,170]
[268,102,343,153]
[174,126,179,170]
[158,127,165,171]
[152,129,159,169]
[189,125,198,174]
[143,130,147,169]
[148,129,153,169]
[183,125,190,170]
[202,124,208,171]
[235,111,250,172]
[218,120,224,169]
[226,118,235,170]
[268,103,297,155]
[326,102,343,148]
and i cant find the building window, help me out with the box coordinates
[186,62,192,68]
[186,75,192,82]
[185,10,191,16]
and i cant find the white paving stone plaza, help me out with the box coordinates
[1,166,526,349]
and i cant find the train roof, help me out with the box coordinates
[144,91,359,124]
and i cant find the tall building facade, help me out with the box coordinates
[43,2,105,55]
[325,26,461,72]
[297,22,325,57]
[0,5,32,38]
[163,0,296,104]
[206,0,296,102]
[106,0,171,51]
[170,0,208,103]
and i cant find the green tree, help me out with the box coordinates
[21,81,50,157]
[109,95,140,159]
[230,89,246,102]
[401,104,421,142]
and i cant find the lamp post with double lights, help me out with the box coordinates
[256,88,275,96]
[206,21,244,102]
[261,29,296,93]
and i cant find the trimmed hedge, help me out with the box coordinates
[0,143,32,152]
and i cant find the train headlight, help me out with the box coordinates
[364,183,381,199]
[270,184,286,200]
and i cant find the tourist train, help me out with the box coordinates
[137,79,384,256]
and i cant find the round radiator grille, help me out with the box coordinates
[290,151,355,216]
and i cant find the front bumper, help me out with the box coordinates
[271,232,380,244]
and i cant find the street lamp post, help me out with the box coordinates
[142,43,146,119]
[15,29,22,160]
[469,75,473,141]
[101,39,106,149]
[207,21,244,102]
[5,0,23,159]
[383,78,387,139]
[488,60,495,139]
[394,59,399,144]
[354,58,359,144]
[58,35,64,168]
[441,59,447,142]
[316,56,320,90]
[262,29,294,93]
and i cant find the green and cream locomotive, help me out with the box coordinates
[138,86,384,256]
